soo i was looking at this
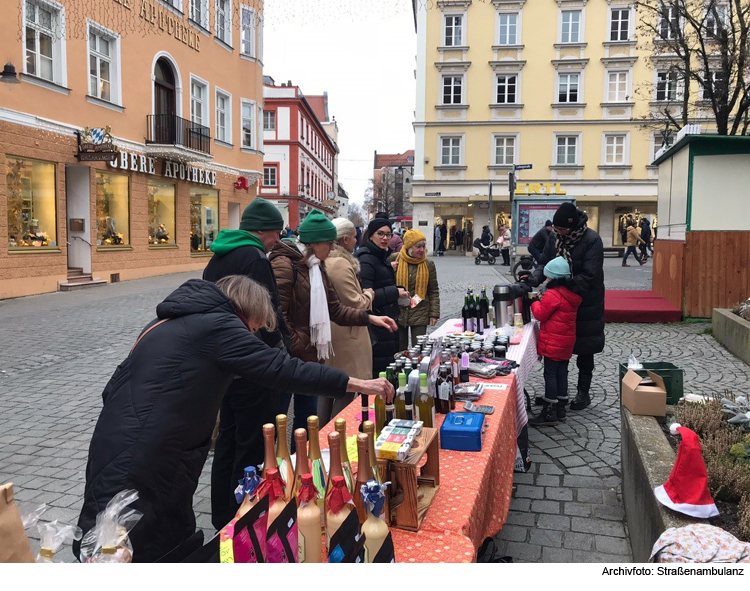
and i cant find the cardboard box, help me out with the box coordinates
[621,370,667,417]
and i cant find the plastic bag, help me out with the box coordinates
[628,354,643,370]
[36,521,82,563]
[20,503,48,530]
[79,489,143,563]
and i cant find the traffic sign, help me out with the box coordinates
[514,164,533,170]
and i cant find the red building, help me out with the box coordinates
[261,78,338,228]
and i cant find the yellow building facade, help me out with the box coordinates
[412,0,663,250]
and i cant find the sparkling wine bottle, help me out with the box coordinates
[360,480,390,562]
[296,474,322,563]
[352,433,372,525]
[306,416,327,517]
[234,465,262,519]
[361,421,381,483]
[262,423,278,479]
[275,414,295,500]
[325,431,345,500]
[325,475,353,549]
[293,428,310,497]
[258,468,286,528]
[334,418,354,493]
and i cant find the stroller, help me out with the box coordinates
[473,238,500,265]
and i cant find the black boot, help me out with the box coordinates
[529,402,559,427]
[534,396,545,406]
[556,401,567,422]
[570,374,592,411]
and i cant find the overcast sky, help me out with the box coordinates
[264,0,417,205]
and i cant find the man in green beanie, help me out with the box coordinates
[203,197,291,530]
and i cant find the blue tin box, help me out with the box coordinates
[440,412,485,452]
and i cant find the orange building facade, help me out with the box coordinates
[0,0,266,298]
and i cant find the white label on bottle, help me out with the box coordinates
[439,383,450,401]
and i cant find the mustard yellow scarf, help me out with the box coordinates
[396,250,429,301]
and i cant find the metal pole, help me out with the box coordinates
[488,181,494,245]
[508,171,516,271]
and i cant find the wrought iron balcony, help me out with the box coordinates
[146,114,211,156]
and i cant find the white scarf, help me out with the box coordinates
[306,254,334,360]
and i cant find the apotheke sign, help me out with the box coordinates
[108,150,217,186]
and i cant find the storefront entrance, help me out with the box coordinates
[65,165,92,274]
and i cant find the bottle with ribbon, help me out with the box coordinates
[257,468,286,529]
[307,416,328,513]
[293,428,310,497]
[360,480,391,562]
[296,473,322,563]
[334,418,354,493]
[234,465,262,519]
[325,475,353,549]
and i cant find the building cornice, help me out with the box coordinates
[601,56,638,67]
[434,61,472,71]
[489,60,527,70]
[437,0,472,9]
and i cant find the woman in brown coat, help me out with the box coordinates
[319,218,375,424]
[622,218,646,267]
[270,211,396,437]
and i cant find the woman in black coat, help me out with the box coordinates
[356,218,409,377]
[75,276,393,563]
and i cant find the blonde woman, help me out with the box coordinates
[319,218,376,424]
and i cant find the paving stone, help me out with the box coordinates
[542,547,574,562]
[563,502,593,517]
[538,463,564,475]
[595,535,632,555]
[531,500,560,514]
[593,503,626,521]
[530,528,563,548]
[498,542,542,562]
[509,497,532,512]
[558,455,586,468]
[545,487,573,501]
[567,466,600,477]
[573,550,629,563]
[536,514,571,531]
[496,524,529,542]
[513,472,535,485]
[504,511,536,527]
[563,475,619,489]
[535,474,561,487]
[563,531,595,551]
[571,517,627,538]
[514,484,544,500]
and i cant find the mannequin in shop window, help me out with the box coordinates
[103,217,123,246]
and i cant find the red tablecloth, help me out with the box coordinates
[319,374,517,562]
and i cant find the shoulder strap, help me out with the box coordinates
[130,318,170,356]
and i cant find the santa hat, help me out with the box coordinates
[653,424,719,519]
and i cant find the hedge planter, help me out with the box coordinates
[713,309,750,367]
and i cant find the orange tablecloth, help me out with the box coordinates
[319,374,517,563]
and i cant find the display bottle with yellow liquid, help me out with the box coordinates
[334,418,354,493]
[374,372,387,437]
[415,372,435,428]
[275,414,295,499]
[394,373,407,419]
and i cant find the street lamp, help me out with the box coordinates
[0,62,20,84]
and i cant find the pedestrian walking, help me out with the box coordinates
[499,224,512,266]
[528,257,582,427]
[75,276,394,563]
[202,198,291,530]
[319,218,375,425]
[528,220,553,264]
[623,219,647,267]
[439,223,447,254]
[393,229,440,350]
[357,217,409,376]
[434,223,441,253]
[639,217,652,261]
[270,211,398,441]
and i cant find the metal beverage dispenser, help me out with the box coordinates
[493,285,514,327]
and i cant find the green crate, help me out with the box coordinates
[618,362,684,406]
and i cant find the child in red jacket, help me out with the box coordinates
[529,256,582,427]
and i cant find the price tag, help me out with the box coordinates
[483,383,508,391]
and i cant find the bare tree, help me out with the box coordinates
[636,0,750,135]
[347,202,366,227]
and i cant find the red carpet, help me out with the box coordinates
[605,290,682,323]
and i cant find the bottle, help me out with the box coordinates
[259,468,286,528]
[358,393,369,432]
[235,465,262,519]
[360,480,390,562]
[361,421,381,483]
[334,419,355,493]
[262,423,278,479]
[459,351,470,383]
[296,474,323,563]
[306,416,327,518]
[325,475,353,548]
[374,372,387,437]
[385,366,396,425]
[461,292,471,332]
[479,286,490,331]
[449,370,457,411]
[468,290,479,332]
[404,364,416,421]
[352,433,372,525]
[436,365,451,414]
[394,373,407,419]
[275,415,295,500]
[415,372,435,428]
[325,431,345,501]
[450,348,460,386]
[293,428,310,496]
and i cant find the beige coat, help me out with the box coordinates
[625,225,645,247]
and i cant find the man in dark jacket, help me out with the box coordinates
[202,198,291,530]
[75,278,393,562]
[480,225,494,246]
[639,217,652,260]
[528,220,553,264]
[522,203,605,411]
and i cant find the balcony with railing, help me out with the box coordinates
[145,114,213,162]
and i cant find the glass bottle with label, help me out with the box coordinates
[261,423,278,479]
[296,474,322,563]
[275,414,295,500]
[306,416,327,518]
[394,372,407,419]
[352,433,372,525]
[415,372,435,427]
[361,421,381,483]
[436,365,451,415]
[293,428,310,497]
[374,372,387,437]
[258,468,286,529]
[235,465,262,519]
[325,475,352,549]
[360,480,390,563]
[333,418,354,493]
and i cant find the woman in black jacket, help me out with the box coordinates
[356,218,409,376]
[75,276,393,563]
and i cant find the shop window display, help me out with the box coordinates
[6,156,57,249]
[96,171,130,246]
[614,207,657,246]
[190,188,218,252]
[579,206,599,233]
[148,181,176,245]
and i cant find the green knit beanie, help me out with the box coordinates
[298,210,337,244]
[239,198,284,232]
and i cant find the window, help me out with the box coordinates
[604,135,626,165]
[444,14,463,46]
[556,136,578,165]
[495,75,517,104]
[258,14,264,62]
[263,110,276,131]
[561,10,581,43]
[95,171,130,246]
[656,71,680,101]
[88,25,118,103]
[706,4,727,38]
[190,78,208,126]
[263,166,277,187]
[608,71,628,102]
[558,73,580,103]
[215,90,230,143]
[190,0,209,29]
[215,0,231,44]
[494,136,515,166]
[241,7,255,56]
[6,156,57,249]
[148,181,176,245]
[190,188,218,252]
[440,136,462,165]
[610,8,629,41]
[442,75,463,104]
[25,0,61,82]
[498,13,518,45]
[702,70,727,100]
[241,100,255,149]
[659,4,680,40]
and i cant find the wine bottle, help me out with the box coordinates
[469,290,479,332]
[361,421,381,483]
[293,428,310,497]
[360,480,390,562]
[275,414,295,500]
[450,348,460,386]
[334,418,354,493]
[262,423,278,479]
[352,433,372,525]
[394,372,407,419]
[258,468,286,528]
[325,431,345,501]
[296,474,322,563]
[374,372,387,437]
[306,416,327,518]
[480,286,490,331]
[436,365,450,414]
[385,366,396,425]
[460,351,470,383]
[358,393,369,432]
[235,465,262,519]
[461,293,471,332]
[415,372,435,428]
[404,365,416,421]
[449,369,457,411]
[325,475,353,548]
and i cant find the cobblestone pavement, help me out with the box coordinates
[1,252,747,563]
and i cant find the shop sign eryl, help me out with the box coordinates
[108,150,217,187]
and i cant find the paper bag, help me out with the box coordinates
[0,483,35,563]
